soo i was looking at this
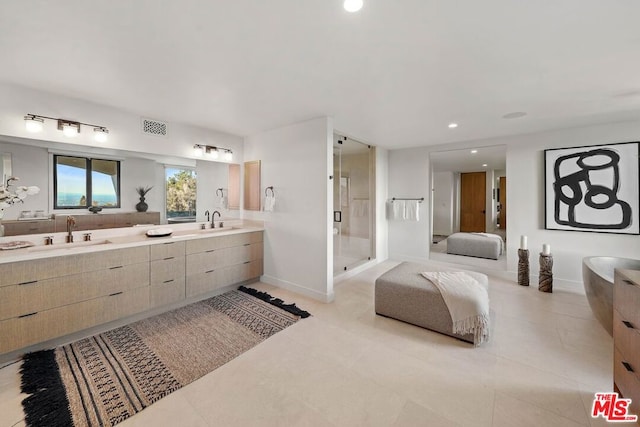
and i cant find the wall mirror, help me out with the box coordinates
[244,160,261,211]
[0,151,12,184]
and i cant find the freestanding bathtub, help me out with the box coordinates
[582,256,640,336]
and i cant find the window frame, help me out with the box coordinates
[53,154,121,209]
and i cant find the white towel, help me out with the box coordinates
[216,195,227,209]
[387,200,405,220]
[421,271,490,345]
[404,200,420,221]
[264,194,275,212]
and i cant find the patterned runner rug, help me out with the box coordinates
[20,287,310,427]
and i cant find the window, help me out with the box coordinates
[165,167,196,218]
[54,155,121,209]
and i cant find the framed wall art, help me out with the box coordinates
[544,141,639,234]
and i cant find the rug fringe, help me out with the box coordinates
[238,286,311,318]
[20,350,73,427]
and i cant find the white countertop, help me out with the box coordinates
[0,219,265,263]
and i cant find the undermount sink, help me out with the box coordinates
[28,239,113,252]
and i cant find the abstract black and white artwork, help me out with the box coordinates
[544,142,639,234]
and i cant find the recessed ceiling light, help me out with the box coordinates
[470,149,478,154]
[448,123,458,129]
[502,111,527,119]
[482,163,488,167]
[343,0,363,12]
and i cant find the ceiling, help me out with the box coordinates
[2,1,640,150]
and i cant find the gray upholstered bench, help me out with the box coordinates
[446,232,503,260]
[375,262,488,345]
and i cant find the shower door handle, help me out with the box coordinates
[334,211,342,222]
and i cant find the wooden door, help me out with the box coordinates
[499,176,507,230]
[460,172,486,232]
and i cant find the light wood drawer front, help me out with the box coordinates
[0,263,150,321]
[150,277,185,308]
[0,286,149,354]
[186,243,262,275]
[185,259,262,298]
[3,221,55,236]
[186,269,221,297]
[80,246,150,272]
[614,309,640,372]
[150,241,185,261]
[614,347,640,419]
[150,257,185,284]
[185,231,263,254]
[614,272,640,328]
[0,261,39,288]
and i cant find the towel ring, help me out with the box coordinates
[265,186,275,197]
[216,188,224,197]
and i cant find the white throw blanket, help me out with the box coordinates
[421,272,490,345]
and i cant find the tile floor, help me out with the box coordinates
[0,260,616,426]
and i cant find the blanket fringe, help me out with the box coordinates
[20,349,73,427]
[452,313,490,346]
[238,286,311,318]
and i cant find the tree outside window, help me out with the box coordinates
[165,167,196,218]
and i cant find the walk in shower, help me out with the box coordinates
[333,135,375,276]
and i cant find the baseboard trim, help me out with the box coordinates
[260,274,335,303]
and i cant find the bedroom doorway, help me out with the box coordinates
[460,171,486,232]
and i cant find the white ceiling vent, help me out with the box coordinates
[141,118,167,137]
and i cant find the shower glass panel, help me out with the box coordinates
[333,136,373,275]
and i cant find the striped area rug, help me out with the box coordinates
[20,287,309,427]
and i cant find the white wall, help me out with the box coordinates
[375,147,389,262]
[195,159,235,222]
[243,117,334,302]
[388,120,640,285]
[433,171,454,235]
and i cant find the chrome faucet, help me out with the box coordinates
[211,210,221,228]
[66,216,76,243]
[204,210,210,222]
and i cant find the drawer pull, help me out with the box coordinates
[623,279,635,286]
[622,361,634,373]
[18,280,38,286]
[19,312,38,318]
[206,249,215,253]
[109,265,124,270]
[243,243,251,246]
[163,279,174,284]
[163,256,175,261]
[623,320,635,329]
[163,242,174,245]
[243,261,251,264]
[205,269,215,274]
[109,291,123,297]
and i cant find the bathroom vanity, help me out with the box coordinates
[0,223,263,357]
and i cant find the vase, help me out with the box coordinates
[136,197,148,212]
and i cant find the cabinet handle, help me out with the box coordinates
[163,279,174,284]
[19,312,38,318]
[206,249,215,253]
[622,361,634,373]
[109,265,124,270]
[109,291,123,297]
[243,243,251,246]
[243,261,251,264]
[623,320,635,329]
[18,280,38,286]
[163,256,175,260]
[623,279,635,286]
[163,242,174,245]
[205,269,215,274]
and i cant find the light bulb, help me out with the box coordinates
[24,116,44,133]
[224,151,233,161]
[193,145,204,157]
[209,149,220,160]
[343,0,363,12]
[94,127,108,142]
[62,123,78,137]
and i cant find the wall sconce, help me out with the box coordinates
[193,144,233,161]
[24,114,109,143]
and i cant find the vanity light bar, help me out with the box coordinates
[24,114,109,143]
[193,144,233,161]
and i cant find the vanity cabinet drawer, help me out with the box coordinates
[185,259,263,298]
[186,243,262,274]
[0,286,149,354]
[150,277,185,308]
[614,347,640,419]
[2,220,55,237]
[185,231,263,254]
[150,257,185,284]
[0,262,149,321]
[613,309,640,372]
[80,246,150,272]
[0,261,39,288]
[150,241,185,261]
[614,271,640,328]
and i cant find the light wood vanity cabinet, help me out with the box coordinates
[0,246,150,354]
[613,269,640,420]
[185,231,263,298]
[149,241,186,308]
[0,229,263,356]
